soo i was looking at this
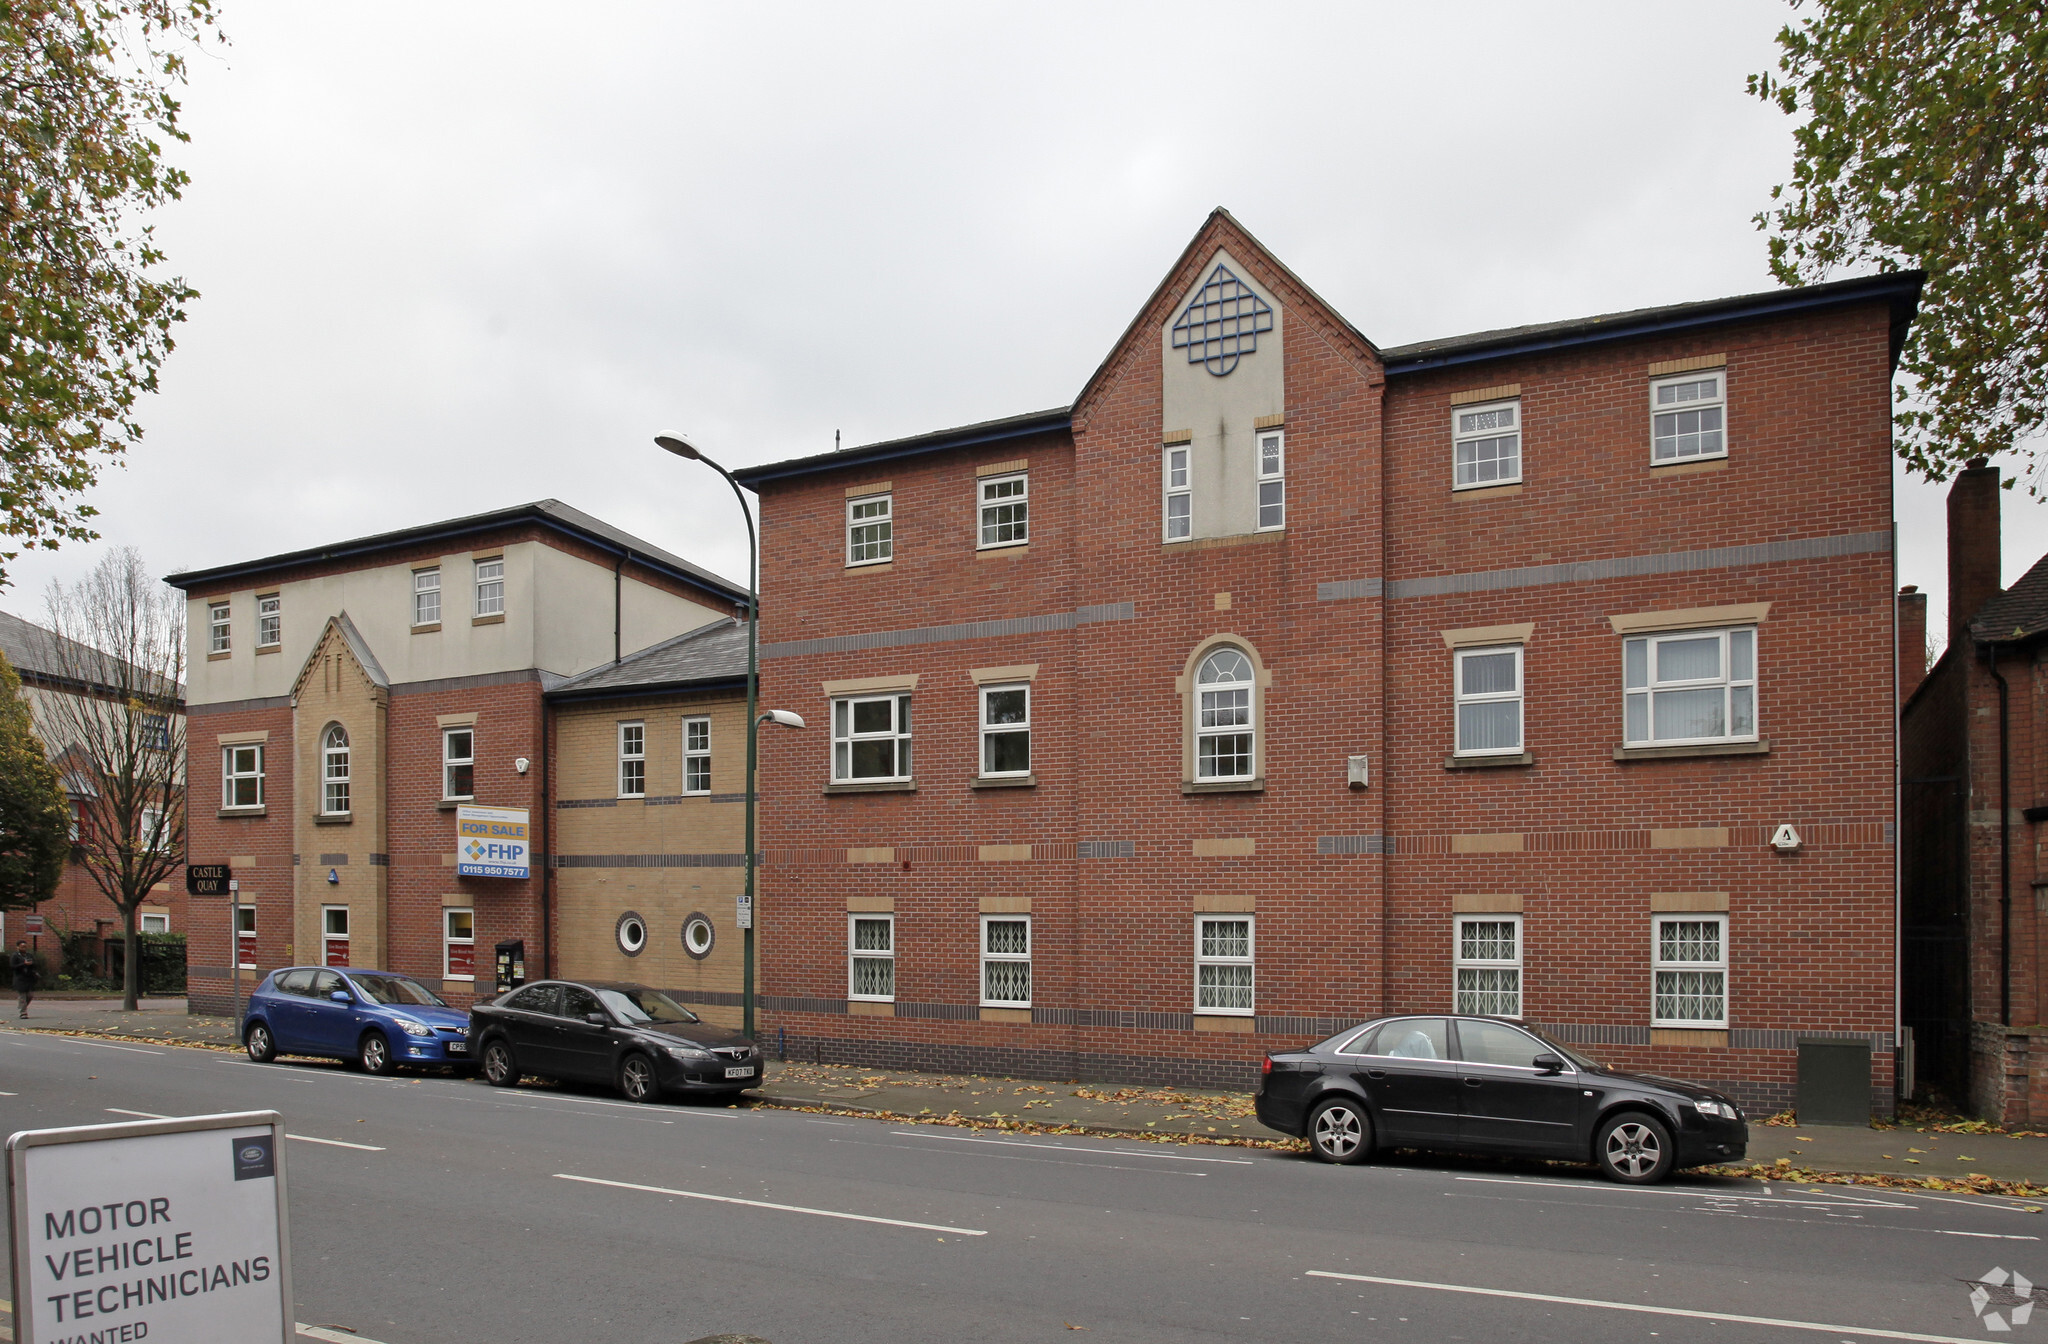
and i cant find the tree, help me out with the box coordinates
[33,545,182,1009]
[0,647,70,912]
[1750,0,2048,493]
[0,1,221,585]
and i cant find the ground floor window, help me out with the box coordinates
[139,911,170,934]
[1195,915,1254,1015]
[849,914,895,1001]
[1653,915,1727,1027]
[981,915,1030,1006]
[236,905,256,970]
[445,908,474,980]
[1454,915,1522,1017]
[322,905,350,968]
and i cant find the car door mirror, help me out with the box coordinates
[1532,1053,1565,1074]
[584,1011,608,1027]
[329,990,350,1003]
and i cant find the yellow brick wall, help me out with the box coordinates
[292,629,389,969]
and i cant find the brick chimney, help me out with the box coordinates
[1948,459,2002,647]
[1898,585,1927,703]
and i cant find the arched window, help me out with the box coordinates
[1196,647,1255,780]
[322,724,351,815]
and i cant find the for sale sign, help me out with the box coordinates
[455,804,530,879]
[7,1110,293,1343]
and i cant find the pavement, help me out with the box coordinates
[13,997,2048,1187]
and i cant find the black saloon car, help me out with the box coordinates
[470,980,763,1102]
[1255,1014,1746,1183]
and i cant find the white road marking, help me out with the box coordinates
[105,1108,170,1119]
[1888,1188,2047,1214]
[1452,1174,1913,1208]
[0,1090,16,1095]
[889,1129,1254,1164]
[299,1326,392,1344]
[55,1037,164,1055]
[806,1118,855,1126]
[555,1172,988,1235]
[1307,1270,1991,1343]
[288,1134,385,1152]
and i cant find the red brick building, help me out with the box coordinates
[167,502,747,1018]
[738,211,1916,1115]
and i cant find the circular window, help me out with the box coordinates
[681,913,715,960]
[615,911,647,957]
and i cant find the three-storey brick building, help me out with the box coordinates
[737,210,1917,1115]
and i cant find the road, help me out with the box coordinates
[0,1028,2040,1344]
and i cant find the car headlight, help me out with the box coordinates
[1693,1099,1731,1119]
[396,1019,433,1037]
[666,1044,712,1062]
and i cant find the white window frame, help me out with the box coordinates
[256,594,280,649]
[1163,445,1192,541]
[442,726,475,801]
[846,493,893,566]
[683,716,712,795]
[1453,645,1525,757]
[412,567,441,626]
[222,743,264,810]
[848,914,895,1002]
[617,721,646,798]
[1194,914,1254,1016]
[1652,914,1729,1028]
[474,557,505,617]
[1623,626,1758,748]
[444,907,475,981]
[831,694,912,783]
[139,910,170,933]
[1454,914,1523,1018]
[208,602,230,654]
[1195,647,1256,781]
[980,914,1031,1007]
[1255,428,1285,530]
[1452,398,1522,490]
[1650,370,1727,464]
[321,724,350,816]
[321,905,350,968]
[978,684,1030,778]
[235,904,256,970]
[977,473,1028,549]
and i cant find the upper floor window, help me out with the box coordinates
[321,724,350,815]
[618,721,645,797]
[978,473,1027,548]
[1454,646,1524,757]
[832,694,910,783]
[1196,647,1255,781]
[222,743,264,810]
[474,558,505,617]
[847,494,892,565]
[1651,372,1725,463]
[140,712,170,752]
[979,684,1029,777]
[208,602,230,654]
[1624,627,1756,747]
[1453,400,1521,489]
[1256,429,1285,530]
[443,727,474,800]
[413,568,441,626]
[683,716,711,794]
[257,594,281,648]
[1163,445,1191,540]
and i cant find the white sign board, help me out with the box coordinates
[456,804,531,879]
[8,1111,293,1344]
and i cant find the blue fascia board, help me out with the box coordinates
[545,675,749,704]
[734,412,1073,488]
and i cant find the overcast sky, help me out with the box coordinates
[3,1,2039,652]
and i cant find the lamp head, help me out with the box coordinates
[654,435,701,461]
[761,709,806,730]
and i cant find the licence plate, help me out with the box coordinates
[446,1043,468,1054]
[724,1066,754,1079]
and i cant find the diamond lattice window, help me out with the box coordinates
[1172,265,1274,376]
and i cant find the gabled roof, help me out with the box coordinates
[163,499,748,605]
[0,609,184,700]
[547,618,748,701]
[1970,551,2048,646]
[291,612,389,705]
[732,409,1072,489]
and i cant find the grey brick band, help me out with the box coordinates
[762,602,1135,660]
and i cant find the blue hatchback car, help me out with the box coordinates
[242,966,473,1074]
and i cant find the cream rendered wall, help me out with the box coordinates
[529,544,727,679]
[1160,248,1286,541]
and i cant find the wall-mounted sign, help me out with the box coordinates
[456,805,530,879]
[186,864,231,896]
[7,1109,294,1343]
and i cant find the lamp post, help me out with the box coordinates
[655,434,801,1040]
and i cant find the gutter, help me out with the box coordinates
[545,676,748,706]
[734,410,1072,488]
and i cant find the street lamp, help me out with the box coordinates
[656,433,804,1039]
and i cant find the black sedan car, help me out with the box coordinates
[470,980,763,1102]
[1255,1014,1746,1183]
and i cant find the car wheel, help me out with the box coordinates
[358,1031,397,1076]
[1307,1097,1373,1165]
[244,1022,276,1063]
[617,1053,659,1103]
[481,1039,520,1087]
[1596,1111,1675,1184]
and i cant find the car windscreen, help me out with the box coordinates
[596,987,700,1025]
[349,974,448,1008]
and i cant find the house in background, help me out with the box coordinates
[1900,464,2048,1119]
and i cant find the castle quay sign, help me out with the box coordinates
[7,1110,294,1343]
[456,805,530,879]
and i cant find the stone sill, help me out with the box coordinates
[435,799,473,811]
[255,645,280,656]
[472,613,505,627]
[825,780,916,795]
[1182,778,1263,795]
[971,774,1036,790]
[1613,738,1769,762]
[1445,752,1534,769]
[1161,530,1284,555]
[314,814,352,826]
[206,651,231,662]
[412,622,442,635]
[218,807,267,819]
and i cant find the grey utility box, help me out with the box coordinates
[1796,1038,1872,1125]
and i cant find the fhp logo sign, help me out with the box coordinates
[1972,1267,2036,1332]
[455,805,530,880]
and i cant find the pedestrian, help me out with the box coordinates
[11,938,38,1019]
